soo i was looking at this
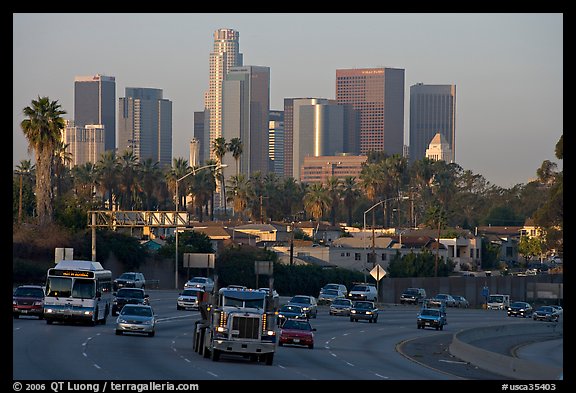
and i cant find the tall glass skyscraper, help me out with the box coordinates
[74,74,116,152]
[203,28,243,162]
[409,83,456,163]
[118,87,172,168]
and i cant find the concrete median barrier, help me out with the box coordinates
[449,322,563,380]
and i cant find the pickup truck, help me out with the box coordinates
[417,307,447,330]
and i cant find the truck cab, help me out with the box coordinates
[487,294,510,310]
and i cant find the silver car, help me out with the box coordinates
[329,298,353,316]
[115,304,156,337]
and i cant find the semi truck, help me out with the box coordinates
[192,287,278,365]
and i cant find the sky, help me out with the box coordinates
[13,13,563,189]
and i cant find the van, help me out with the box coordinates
[347,283,378,302]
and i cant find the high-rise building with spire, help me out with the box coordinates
[203,28,243,162]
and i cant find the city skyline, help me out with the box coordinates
[13,13,563,188]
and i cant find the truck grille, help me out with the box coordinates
[231,316,260,339]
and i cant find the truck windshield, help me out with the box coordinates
[489,295,504,302]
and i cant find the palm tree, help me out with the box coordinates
[15,160,35,223]
[340,176,360,226]
[71,162,97,205]
[20,96,66,225]
[139,158,162,210]
[424,204,448,277]
[228,137,243,176]
[212,137,228,217]
[167,157,189,210]
[226,173,251,220]
[303,183,331,242]
[117,150,140,209]
[325,176,341,226]
[53,140,73,199]
[95,150,119,210]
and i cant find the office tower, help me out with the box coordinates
[222,66,270,178]
[74,74,116,152]
[296,100,346,181]
[283,98,347,180]
[269,110,284,176]
[118,87,173,168]
[425,132,452,162]
[336,67,405,156]
[193,111,205,164]
[409,83,456,163]
[203,28,243,162]
[189,137,200,168]
[62,120,105,169]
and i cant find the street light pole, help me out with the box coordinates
[363,196,409,300]
[174,163,227,289]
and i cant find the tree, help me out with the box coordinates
[228,137,243,176]
[20,96,66,225]
[95,150,119,210]
[212,137,228,217]
[424,204,448,277]
[15,160,35,224]
[303,183,330,242]
[517,235,544,266]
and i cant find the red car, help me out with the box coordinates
[279,318,316,349]
[13,285,45,319]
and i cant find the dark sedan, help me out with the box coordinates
[112,288,149,316]
[350,301,379,323]
[532,306,559,322]
[277,304,307,326]
[507,301,533,318]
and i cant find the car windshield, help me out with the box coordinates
[421,309,440,316]
[282,320,312,331]
[354,302,373,309]
[190,278,208,284]
[14,287,44,297]
[181,289,201,296]
[352,285,369,292]
[122,306,152,317]
[404,288,419,295]
[323,284,340,291]
[119,273,136,280]
[118,289,144,299]
[321,289,339,296]
[332,299,351,306]
[290,296,311,305]
[538,306,554,312]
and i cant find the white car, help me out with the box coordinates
[177,288,204,310]
[184,277,214,292]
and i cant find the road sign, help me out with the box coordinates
[370,264,386,281]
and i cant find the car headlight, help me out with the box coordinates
[302,307,310,311]
[351,310,356,314]
[142,320,153,325]
[118,318,127,323]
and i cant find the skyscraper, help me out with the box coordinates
[269,110,284,176]
[203,28,243,162]
[62,120,105,169]
[222,65,270,177]
[118,87,173,168]
[336,67,405,156]
[409,83,456,163]
[74,74,116,152]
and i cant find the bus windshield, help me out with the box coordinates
[46,277,72,298]
[46,277,95,299]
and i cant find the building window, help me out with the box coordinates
[355,253,361,261]
[381,253,387,261]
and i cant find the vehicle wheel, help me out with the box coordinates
[203,348,210,358]
[440,325,444,331]
[265,353,274,365]
[115,330,122,335]
[417,324,420,329]
[278,342,283,347]
[374,318,377,323]
[38,314,44,320]
[46,319,53,325]
[177,305,182,310]
[148,331,155,337]
[435,326,439,330]
[211,348,220,362]
[308,344,314,349]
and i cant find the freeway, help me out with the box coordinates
[12,290,562,381]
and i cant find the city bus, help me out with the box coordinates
[43,260,112,325]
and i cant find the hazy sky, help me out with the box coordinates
[13,13,563,188]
